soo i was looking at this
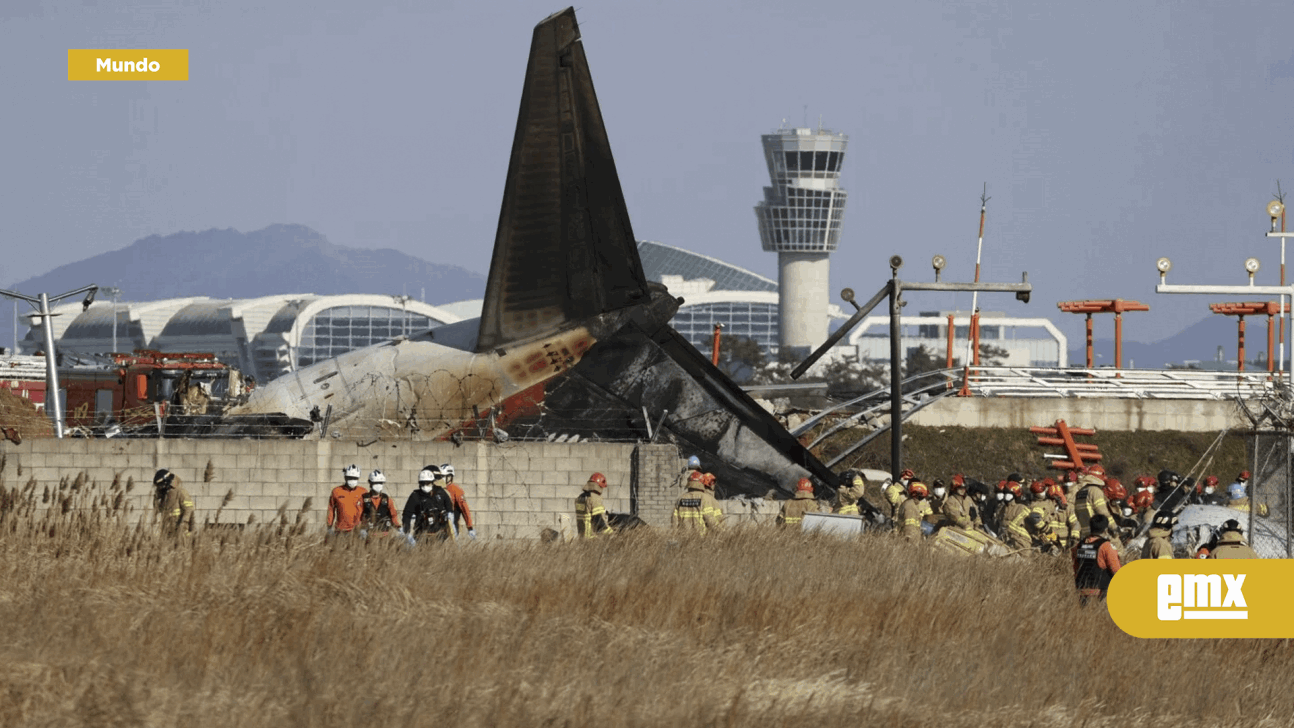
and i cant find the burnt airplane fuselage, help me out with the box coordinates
[219,7,861,508]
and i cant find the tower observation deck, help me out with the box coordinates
[754,126,848,355]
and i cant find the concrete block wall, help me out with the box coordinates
[631,444,687,528]
[909,397,1246,432]
[0,438,685,540]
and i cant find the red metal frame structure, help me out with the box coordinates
[1208,301,1290,372]
[1030,419,1101,471]
[711,323,723,366]
[1057,299,1150,369]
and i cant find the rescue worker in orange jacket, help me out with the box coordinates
[575,472,613,538]
[1073,514,1121,605]
[152,468,195,535]
[1141,511,1175,559]
[999,481,1033,551]
[940,474,978,531]
[673,471,723,533]
[1208,519,1260,559]
[895,481,932,541]
[327,464,368,534]
[360,469,399,534]
[777,478,821,528]
[436,463,476,540]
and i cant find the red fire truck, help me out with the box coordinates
[60,350,246,430]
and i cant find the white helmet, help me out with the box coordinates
[343,464,360,480]
[418,466,441,484]
[369,469,386,484]
[440,463,455,480]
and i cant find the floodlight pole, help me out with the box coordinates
[0,284,99,438]
[101,286,121,354]
[793,260,1030,483]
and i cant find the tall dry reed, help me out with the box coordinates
[0,479,1287,727]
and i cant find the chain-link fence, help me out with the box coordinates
[1248,430,1293,558]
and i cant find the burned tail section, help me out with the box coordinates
[477,7,649,353]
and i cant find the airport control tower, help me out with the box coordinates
[754,125,848,356]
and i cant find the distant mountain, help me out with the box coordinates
[0,224,486,349]
[1067,314,1277,369]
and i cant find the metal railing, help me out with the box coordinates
[962,366,1279,400]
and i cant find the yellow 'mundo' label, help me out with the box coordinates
[1108,559,1294,638]
[68,49,188,81]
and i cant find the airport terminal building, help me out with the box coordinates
[22,294,462,383]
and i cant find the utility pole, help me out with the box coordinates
[0,285,99,438]
[101,286,122,354]
[793,255,1030,482]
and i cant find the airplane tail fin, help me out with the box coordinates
[476,7,648,353]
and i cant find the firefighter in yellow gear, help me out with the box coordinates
[1043,482,1078,549]
[1074,472,1114,539]
[1026,479,1060,551]
[575,472,614,538]
[833,470,866,515]
[778,478,821,527]
[896,481,932,541]
[152,468,195,536]
[940,474,979,530]
[1207,519,1260,559]
[701,472,726,528]
[673,471,723,533]
[884,468,913,520]
[999,481,1033,551]
[1141,511,1176,559]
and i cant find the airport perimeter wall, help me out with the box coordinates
[907,397,1247,432]
[0,438,687,540]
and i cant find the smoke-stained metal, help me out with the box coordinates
[477,8,648,353]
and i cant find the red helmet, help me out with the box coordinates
[951,473,966,487]
[1064,470,1077,483]
[687,471,704,483]
[996,480,1008,492]
[1004,482,1023,499]
[1238,471,1251,481]
[900,469,916,480]
[1085,464,1106,478]
[1200,475,1219,493]
[908,482,929,498]
[1133,475,1156,490]
[1029,479,1048,495]
[701,473,716,488]
[795,478,814,493]
[1103,478,1126,503]
[1046,483,1065,502]
[588,472,608,489]
[1131,489,1155,513]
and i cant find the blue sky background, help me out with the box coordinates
[4,0,1294,352]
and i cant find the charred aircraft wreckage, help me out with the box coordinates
[196,8,873,511]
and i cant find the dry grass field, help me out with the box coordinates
[1,476,1290,727]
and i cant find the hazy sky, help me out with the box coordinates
[4,0,1294,349]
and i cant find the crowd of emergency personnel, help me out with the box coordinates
[148,451,1266,603]
[856,464,1263,602]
